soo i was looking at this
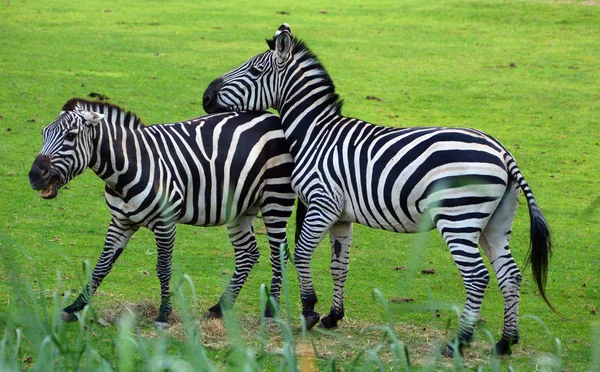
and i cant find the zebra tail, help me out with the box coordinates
[508,157,558,314]
[525,200,558,314]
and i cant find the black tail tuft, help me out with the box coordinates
[508,154,558,315]
[524,201,558,314]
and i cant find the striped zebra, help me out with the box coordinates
[28,98,295,327]
[202,24,554,356]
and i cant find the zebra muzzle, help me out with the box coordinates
[29,155,60,199]
[39,178,60,199]
[203,78,223,113]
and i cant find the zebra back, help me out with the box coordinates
[37,99,294,228]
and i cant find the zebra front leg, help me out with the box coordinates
[262,206,293,318]
[294,198,341,330]
[320,221,352,329]
[207,215,259,318]
[153,222,177,328]
[264,235,286,319]
[62,220,136,322]
[256,174,295,318]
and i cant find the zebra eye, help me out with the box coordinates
[65,132,77,141]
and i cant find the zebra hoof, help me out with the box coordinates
[494,338,513,356]
[302,310,321,330]
[263,317,278,327]
[204,310,223,319]
[319,314,338,329]
[441,345,456,358]
[155,321,171,330]
[441,343,464,358]
[264,305,276,319]
[61,311,78,322]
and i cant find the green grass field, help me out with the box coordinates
[1,0,599,370]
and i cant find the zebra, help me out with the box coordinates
[28,98,296,327]
[202,24,555,356]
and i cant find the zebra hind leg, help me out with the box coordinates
[207,214,259,318]
[320,221,352,329]
[436,218,490,358]
[480,186,521,356]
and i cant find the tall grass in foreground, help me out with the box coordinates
[1,242,598,371]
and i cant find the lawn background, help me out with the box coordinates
[0,0,599,370]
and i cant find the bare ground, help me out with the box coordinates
[95,300,543,369]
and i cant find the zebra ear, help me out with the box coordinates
[275,23,291,35]
[274,28,293,61]
[82,110,105,126]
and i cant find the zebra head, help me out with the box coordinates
[28,100,104,199]
[203,23,295,113]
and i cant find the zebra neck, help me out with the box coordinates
[89,120,144,194]
[277,82,339,157]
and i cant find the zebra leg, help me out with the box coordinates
[320,221,352,329]
[152,222,177,327]
[207,214,259,318]
[437,221,489,358]
[294,198,342,330]
[257,179,295,317]
[62,220,137,321]
[262,210,292,318]
[480,186,521,356]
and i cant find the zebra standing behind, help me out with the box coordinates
[28,98,296,327]
[202,24,555,356]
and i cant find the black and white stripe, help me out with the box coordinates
[203,24,554,355]
[29,98,295,325]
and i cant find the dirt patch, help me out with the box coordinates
[100,299,181,326]
[94,301,538,368]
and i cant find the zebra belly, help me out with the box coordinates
[340,197,423,233]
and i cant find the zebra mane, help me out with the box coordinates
[267,35,345,115]
[62,98,145,129]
